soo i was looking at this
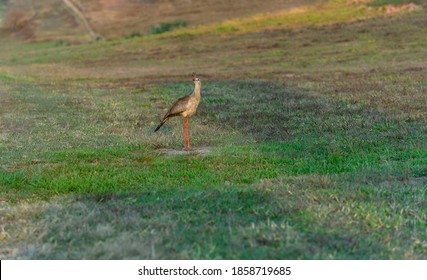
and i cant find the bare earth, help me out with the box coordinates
[156,147,212,156]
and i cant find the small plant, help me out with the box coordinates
[368,0,420,6]
[55,40,71,47]
[150,20,188,35]
[125,31,142,39]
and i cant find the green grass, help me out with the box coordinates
[0,1,6,23]
[1,79,425,259]
[2,173,425,259]
[0,0,426,259]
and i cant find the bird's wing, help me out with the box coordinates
[163,95,192,119]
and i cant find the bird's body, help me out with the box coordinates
[154,76,201,150]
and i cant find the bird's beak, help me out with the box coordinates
[192,78,196,81]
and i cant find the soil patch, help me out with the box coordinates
[156,147,212,156]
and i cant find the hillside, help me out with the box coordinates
[2,0,327,41]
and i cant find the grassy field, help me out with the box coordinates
[0,0,426,259]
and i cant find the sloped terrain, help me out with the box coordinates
[2,0,327,41]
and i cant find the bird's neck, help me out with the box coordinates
[193,83,201,100]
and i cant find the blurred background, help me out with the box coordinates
[0,0,326,41]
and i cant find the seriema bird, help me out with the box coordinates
[154,75,202,151]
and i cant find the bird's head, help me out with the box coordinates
[192,73,201,85]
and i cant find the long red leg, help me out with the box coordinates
[183,116,187,150]
[187,117,191,150]
[185,117,190,151]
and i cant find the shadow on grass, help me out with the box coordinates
[4,172,425,259]
[196,80,425,143]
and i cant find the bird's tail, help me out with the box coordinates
[154,119,167,132]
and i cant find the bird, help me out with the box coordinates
[154,74,202,151]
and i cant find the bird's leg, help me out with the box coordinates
[183,116,187,150]
[187,117,191,150]
[181,116,192,151]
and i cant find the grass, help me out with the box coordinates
[0,0,426,259]
[2,173,425,259]
[156,0,420,38]
[0,0,6,23]
[369,0,420,6]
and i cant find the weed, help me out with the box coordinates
[150,20,188,35]
[369,0,421,7]
[125,32,141,39]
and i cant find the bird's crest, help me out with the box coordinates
[192,72,200,82]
